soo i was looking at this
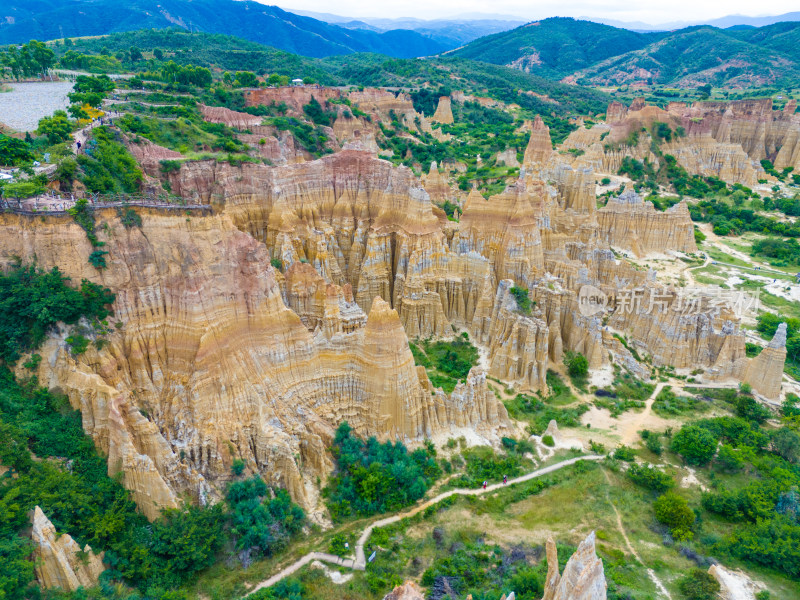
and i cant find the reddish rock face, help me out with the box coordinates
[244,86,342,116]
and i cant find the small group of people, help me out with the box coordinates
[481,475,508,490]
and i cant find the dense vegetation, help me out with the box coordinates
[0,265,115,364]
[324,422,441,520]
[450,17,652,79]
[410,334,479,393]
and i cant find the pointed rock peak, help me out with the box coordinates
[32,505,49,529]
[429,160,438,174]
[366,297,401,329]
[769,322,788,349]
[462,187,486,213]
[630,97,647,111]
[532,115,548,130]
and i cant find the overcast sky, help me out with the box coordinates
[273,0,798,23]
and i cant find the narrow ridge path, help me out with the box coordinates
[247,454,602,596]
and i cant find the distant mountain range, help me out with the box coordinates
[287,10,525,47]
[0,0,448,57]
[3,1,800,88]
[448,17,800,87]
[586,11,800,32]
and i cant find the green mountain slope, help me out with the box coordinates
[60,30,611,116]
[570,26,800,87]
[0,0,446,58]
[729,21,800,61]
[446,17,655,78]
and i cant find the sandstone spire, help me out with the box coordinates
[542,531,607,600]
[431,96,454,124]
[743,323,786,399]
[31,506,105,591]
[523,116,553,167]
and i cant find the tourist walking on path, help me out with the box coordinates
[503,475,507,485]
[482,480,487,490]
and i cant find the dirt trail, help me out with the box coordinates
[602,469,672,599]
[620,381,667,446]
[246,455,602,596]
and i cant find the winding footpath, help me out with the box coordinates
[246,455,602,596]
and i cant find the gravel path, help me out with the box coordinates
[0,81,74,132]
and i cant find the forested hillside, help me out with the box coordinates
[0,0,446,58]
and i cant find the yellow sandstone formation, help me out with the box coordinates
[541,532,607,600]
[31,506,105,591]
[743,323,787,400]
[431,96,454,124]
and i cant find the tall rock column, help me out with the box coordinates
[744,323,787,400]
[523,115,553,168]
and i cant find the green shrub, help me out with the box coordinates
[510,286,533,315]
[645,434,663,455]
[541,435,555,447]
[735,395,771,424]
[613,446,635,462]
[564,351,588,378]
[270,258,283,271]
[328,533,349,557]
[118,207,143,228]
[78,127,143,194]
[231,458,246,476]
[626,464,673,493]
[678,568,721,600]
[671,424,717,466]
[65,333,90,355]
[88,249,109,269]
[713,444,744,473]
[456,446,523,488]
[654,492,695,540]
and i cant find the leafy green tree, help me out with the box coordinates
[564,351,588,378]
[771,428,800,463]
[36,110,72,144]
[671,424,717,466]
[735,395,771,424]
[234,71,259,87]
[0,134,34,166]
[654,491,695,540]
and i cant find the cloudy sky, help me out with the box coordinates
[274,0,798,24]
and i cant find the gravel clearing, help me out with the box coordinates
[0,81,74,132]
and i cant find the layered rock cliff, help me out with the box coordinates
[1,202,510,519]
[597,190,696,256]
